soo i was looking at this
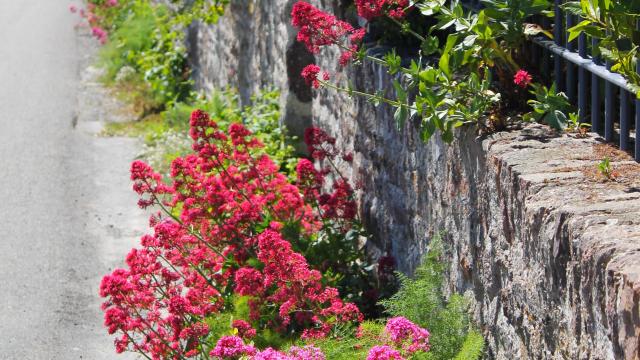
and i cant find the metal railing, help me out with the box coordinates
[459,0,640,161]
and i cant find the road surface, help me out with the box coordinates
[0,1,144,358]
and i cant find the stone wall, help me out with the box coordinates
[185,2,640,358]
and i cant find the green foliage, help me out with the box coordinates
[107,88,298,179]
[379,236,483,360]
[162,91,239,130]
[240,89,299,178]
[565,0,640,96]
[409,64,501,142]
[453,330,486,360]
[524,84,573,130]
[598,156,613,179]
[326,0,553,142]
[297,321,385,360]
[169,0,229,25]
[203,295,293,351]
[480,0,552,48]
[98,1,191,109]
[565,111,591,134]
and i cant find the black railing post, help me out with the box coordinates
[605,29,615,142]
[635,20,640,161]
[578,32,588,122]
[591,37,601,133]
[605,56,616,142]
[554,0,565,92]
[566,13,577,102]
[621,89,630,150]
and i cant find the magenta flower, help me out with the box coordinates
[366,345,405,360]
[210,336,256,359]
[384,317,430,354]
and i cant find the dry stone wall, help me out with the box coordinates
[184,2,640,358]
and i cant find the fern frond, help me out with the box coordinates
[453,330,485,360]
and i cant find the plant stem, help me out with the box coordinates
[386,15,427,43]
[320,80,418,112]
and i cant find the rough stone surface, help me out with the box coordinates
[184,3,640,359]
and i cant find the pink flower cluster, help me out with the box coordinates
[92,26,108,44]
[246,345,324,360]
[384,317,430,354]
[366,345,404,360]
[211,336,257,358]
[291,2,366,67]
[191,335,328,360]
[232,319,257,339]
[100,109,363,358]
[69,1,121,44]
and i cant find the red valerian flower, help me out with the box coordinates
[102,110,364,359]
[513,69,532,88]
[303,127,337,160]
[355,0,409,21]
[291,2,365,67]
[301,64,322,88]
[291,1,354,54]
[232,320,257,339]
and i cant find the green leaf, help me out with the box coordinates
[439,34,459,77]
[421,36,440,56]
[420,118,436,141]
[567,19,592,41]
[415,0,446,16]
[384,50,402,75]
[544,109,569,130]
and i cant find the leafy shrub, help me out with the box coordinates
[96,1,191,111]
[565,1,640,95]
[290,0,552,142]
[380,236,484,360]
[524,83,573,130]
[152,89,298,178]
[74,0,231,112]
[97,2,157,81]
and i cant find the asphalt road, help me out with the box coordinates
[0,1,144,358]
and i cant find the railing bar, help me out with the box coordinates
[531,38,634,93]
[620,89,630,150]
[554,0,565,92]
[605,58,615,142]
[578,32,588,122]
[636,20,640,161]
[591,36,601,133]
[592,72,601,133]
[566,12,576,102]
[636,98,640,161]
[541,16,551,84]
